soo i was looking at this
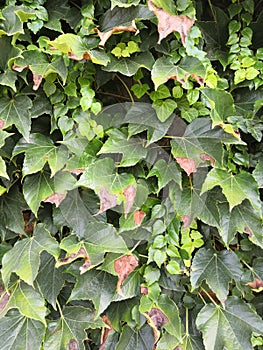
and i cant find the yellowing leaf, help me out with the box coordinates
[148,0,195,46]
[95,20,139,47]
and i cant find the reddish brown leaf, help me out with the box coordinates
[23,210,35,233]
[99,315,114,350]
[200,153,215,166]
[96,187,117,215]
[123,184,136,215]
[140,286,148,295]
[58,247,91,274]
[144,307,168,343]
[181,215,191,228]
[0,290,10,312]
[175,157,197,176]
[191,73,204,86]
[114,254,139,295]
[148,1,195,46]
[12,64,28,72]
[44,193,66,207]
[0,118,5,129]
[68,339,80,350]
[246,278,263,290]
[95,20,138,47]
[134,210,146,226]
[33,73,43,91]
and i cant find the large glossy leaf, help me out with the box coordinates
[0,95,32,141]
[1,224,59,286]
[115,324,155,350]
[69,269,118,316]
[190,247,242,302]
[98,129,147,166]
[201,168,261,212]
[196,297,263,350]
[13,133,68,176]
[0,312,45,350]
[43,306,105,350]
[0,281,47,325]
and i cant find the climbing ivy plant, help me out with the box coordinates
[0,0,263,349]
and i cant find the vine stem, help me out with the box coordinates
[198,291,207,305]
[185,307,189,336]
[56,299,64,319]
[130,240,141,253]
[208,0,216,22]
[200,286,219,307]
[116,75,135,103]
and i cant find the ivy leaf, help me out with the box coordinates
[0,69,18,91]
[114,254,139,295]
[103,51,154,76]
[115,325,155,350]
[13,133,68,176]
[43,306,105,350]
[147,159,182,192]
[196,297,263,350]
[201,168,261,212]
[98,129,147,166]
[152,56,206,89]
[1,281,47,325]
[152,99,177,122]
[218,201,263,248]
[0,312,45,350]
[191,247,242,302]
[0,95,32,141]
[35,252,64,310]
[148,0,195,46]
[1,224,59,287]
[69,269,118,317]
[111,0,140,10]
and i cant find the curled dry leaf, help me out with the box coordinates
[123,184,136,215]
[33,73,43,91]
[246,278,263,290]
[114,254,139,295]
[144,307,168,343]
[68,339,80,350]
[57,247,91,274]
[95,20,139,47]
[148,0,195,46]
[96,186,117,215]
[44,193,66,207]
[181,215,191,228]
[200,153,215,166]
[12,64,28,72]
[99,315,114,350]
[134,210,146,226]
[175,157,197,176]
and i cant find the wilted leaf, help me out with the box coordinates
[175,157,197,176]
[145,307,168,342]
[100,315,114,350]
[114,254,139,295]
[134,210,146,226]
[97,186,118,214]
[58,247,91,274]
[95,20,138,47]
[148,0,195,46]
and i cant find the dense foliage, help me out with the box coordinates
[0,0,263,349]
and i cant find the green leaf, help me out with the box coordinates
[98,129,147,166]
[13,133,68,176]
[191,247,242,302]
[0,36,21,70]
[104,52,154,76]
[152,56,206,89]
[35,252,64,310]
[69,269,118,316]
[201,168,261,212]
[147,159,182,191]
[0,312,45,350]
[111,0,140,9]
[201,88,235,125]
[131,83,149,98]
[1,281,47,325]
[0,95,32,141]
[196,297,263,350]
[115,325,155,350]
[43,306,105,350]
[0,69,18,91]
[1,224,59,287]
[152,99,177,122]
[0,156,9,179]
[253,158,263,188]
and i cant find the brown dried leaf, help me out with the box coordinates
[58,247,91,274]
[96,187,117,215]
[44,193,66,207]
[200,153,215,166]
[95,20,138,47]
[134,210,146,226]
[175,157,197,176]
[33,73,43,91]
[148,0,195,46]
[114,254,139,295]
[23,210,35,233]
[0,290,10,312]
[68,339,80,350]
[181,215,191,228]
[246,278,263,290]
[123,184,136,215]
[144,308,168,343]
[99,315,114,350]
[68,51,92,61]
[12,64,28,72]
